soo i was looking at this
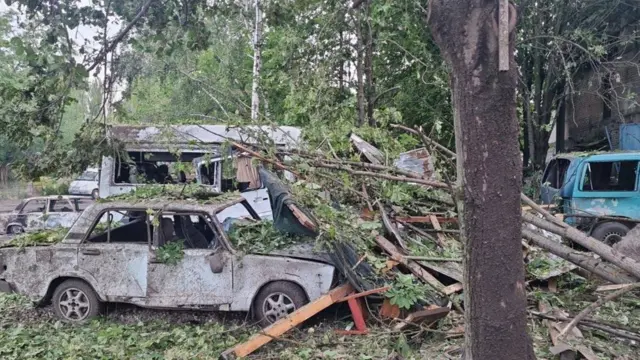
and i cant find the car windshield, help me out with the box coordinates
[77,171,97,181]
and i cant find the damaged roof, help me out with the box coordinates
[109,125,302,151]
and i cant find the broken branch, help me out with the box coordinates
[558,283,640,340]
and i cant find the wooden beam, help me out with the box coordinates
[375,236,447,294]
[429,215,449,246]
[220,283,353,359]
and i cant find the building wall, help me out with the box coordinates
[566,50,640,150]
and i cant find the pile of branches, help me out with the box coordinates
[233,123,640,350]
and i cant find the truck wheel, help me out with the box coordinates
[592,222,629,246]
[91,189,99,200]
[52,279,102,323]
[7,225,23,234]
[253,281,307,327]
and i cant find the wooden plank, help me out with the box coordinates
[393,306,450,331]
[443,283,463,295]
[375,236,446,294]
[221,283,353,359]
[339,286,389,302]
[429,215,449,246]
[418,261,463,283]
[596,283,635,292]
[395,216,458,224]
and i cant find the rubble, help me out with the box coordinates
[220,124,640,358]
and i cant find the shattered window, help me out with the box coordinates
[157,212,218,250]
[86,210,148,243]
[21,199,46,213]
[49,199,74,213]
[542,158,572,189]
[581,161,638,192]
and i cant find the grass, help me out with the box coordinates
[0,279,638,359]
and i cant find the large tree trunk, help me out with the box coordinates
[251,0,262,121]
[428,2,534,359]
[355,14,366,127]
[364,0,376,127]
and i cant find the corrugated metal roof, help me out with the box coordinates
[109,125,302,149]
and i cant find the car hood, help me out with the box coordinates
[264,242,333,265]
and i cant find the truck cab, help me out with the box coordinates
[541,151,640,244]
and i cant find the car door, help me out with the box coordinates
[16,199,47,231]
[145,212,233,308]
[77,210,149,301]
[45,199,79,229]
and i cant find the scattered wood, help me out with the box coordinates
[558,283,640,340]
[379,203,408,251]
[429,215,450,246]
[395,216,458,224]
[538,302,598,360]
[375,235,447,295]
[596,283,635,292]
[531,311,640,343]
[522,211,640,280]
[220,283,353,359]
[315,162,450,189]
[443,283,464,295]
[392,306,450,331]
[403,256,462,262]
[395,220,440,246]
[350,133,384,164]
[522,228,637,284]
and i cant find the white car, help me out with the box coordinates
[68,168,100,199]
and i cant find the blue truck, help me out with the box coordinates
[540,151,640,244]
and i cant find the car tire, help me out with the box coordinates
[253,281,308,327]
[52,279,102,323]
[91,189,99,200]
[7,225,23,235]
[591,222,629,246]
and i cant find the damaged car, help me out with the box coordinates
[3,195,90,235]
[0,191,337,325]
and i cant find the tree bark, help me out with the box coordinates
[522,212,640,279]
[355,13,366,127]
[428,2,534,359]
[521,228,637,284]
[364,0,376,127]
[251,0,262,121]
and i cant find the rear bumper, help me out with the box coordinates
[0,280,14,293]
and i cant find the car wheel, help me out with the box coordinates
[91,189,99,200]
[592,222,629,246]
[253,281,307,327]
[52,279,102,323]
[8,225,24,235]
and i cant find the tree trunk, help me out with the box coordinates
[355,13,365,127]
[428,2,534,359]
[251,0,262,121]
[364,0,376,127]
[522,228,636,284]
[523,85,535,169]
[522,212,640,279]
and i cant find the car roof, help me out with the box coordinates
[21,195,87,201]
[87,194,246,213]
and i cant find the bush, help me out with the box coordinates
[38,177,72,195]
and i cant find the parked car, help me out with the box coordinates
[0,194,336,325]
[3,195,91,235]
[69,168,100,199]
[541,151,640,244]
